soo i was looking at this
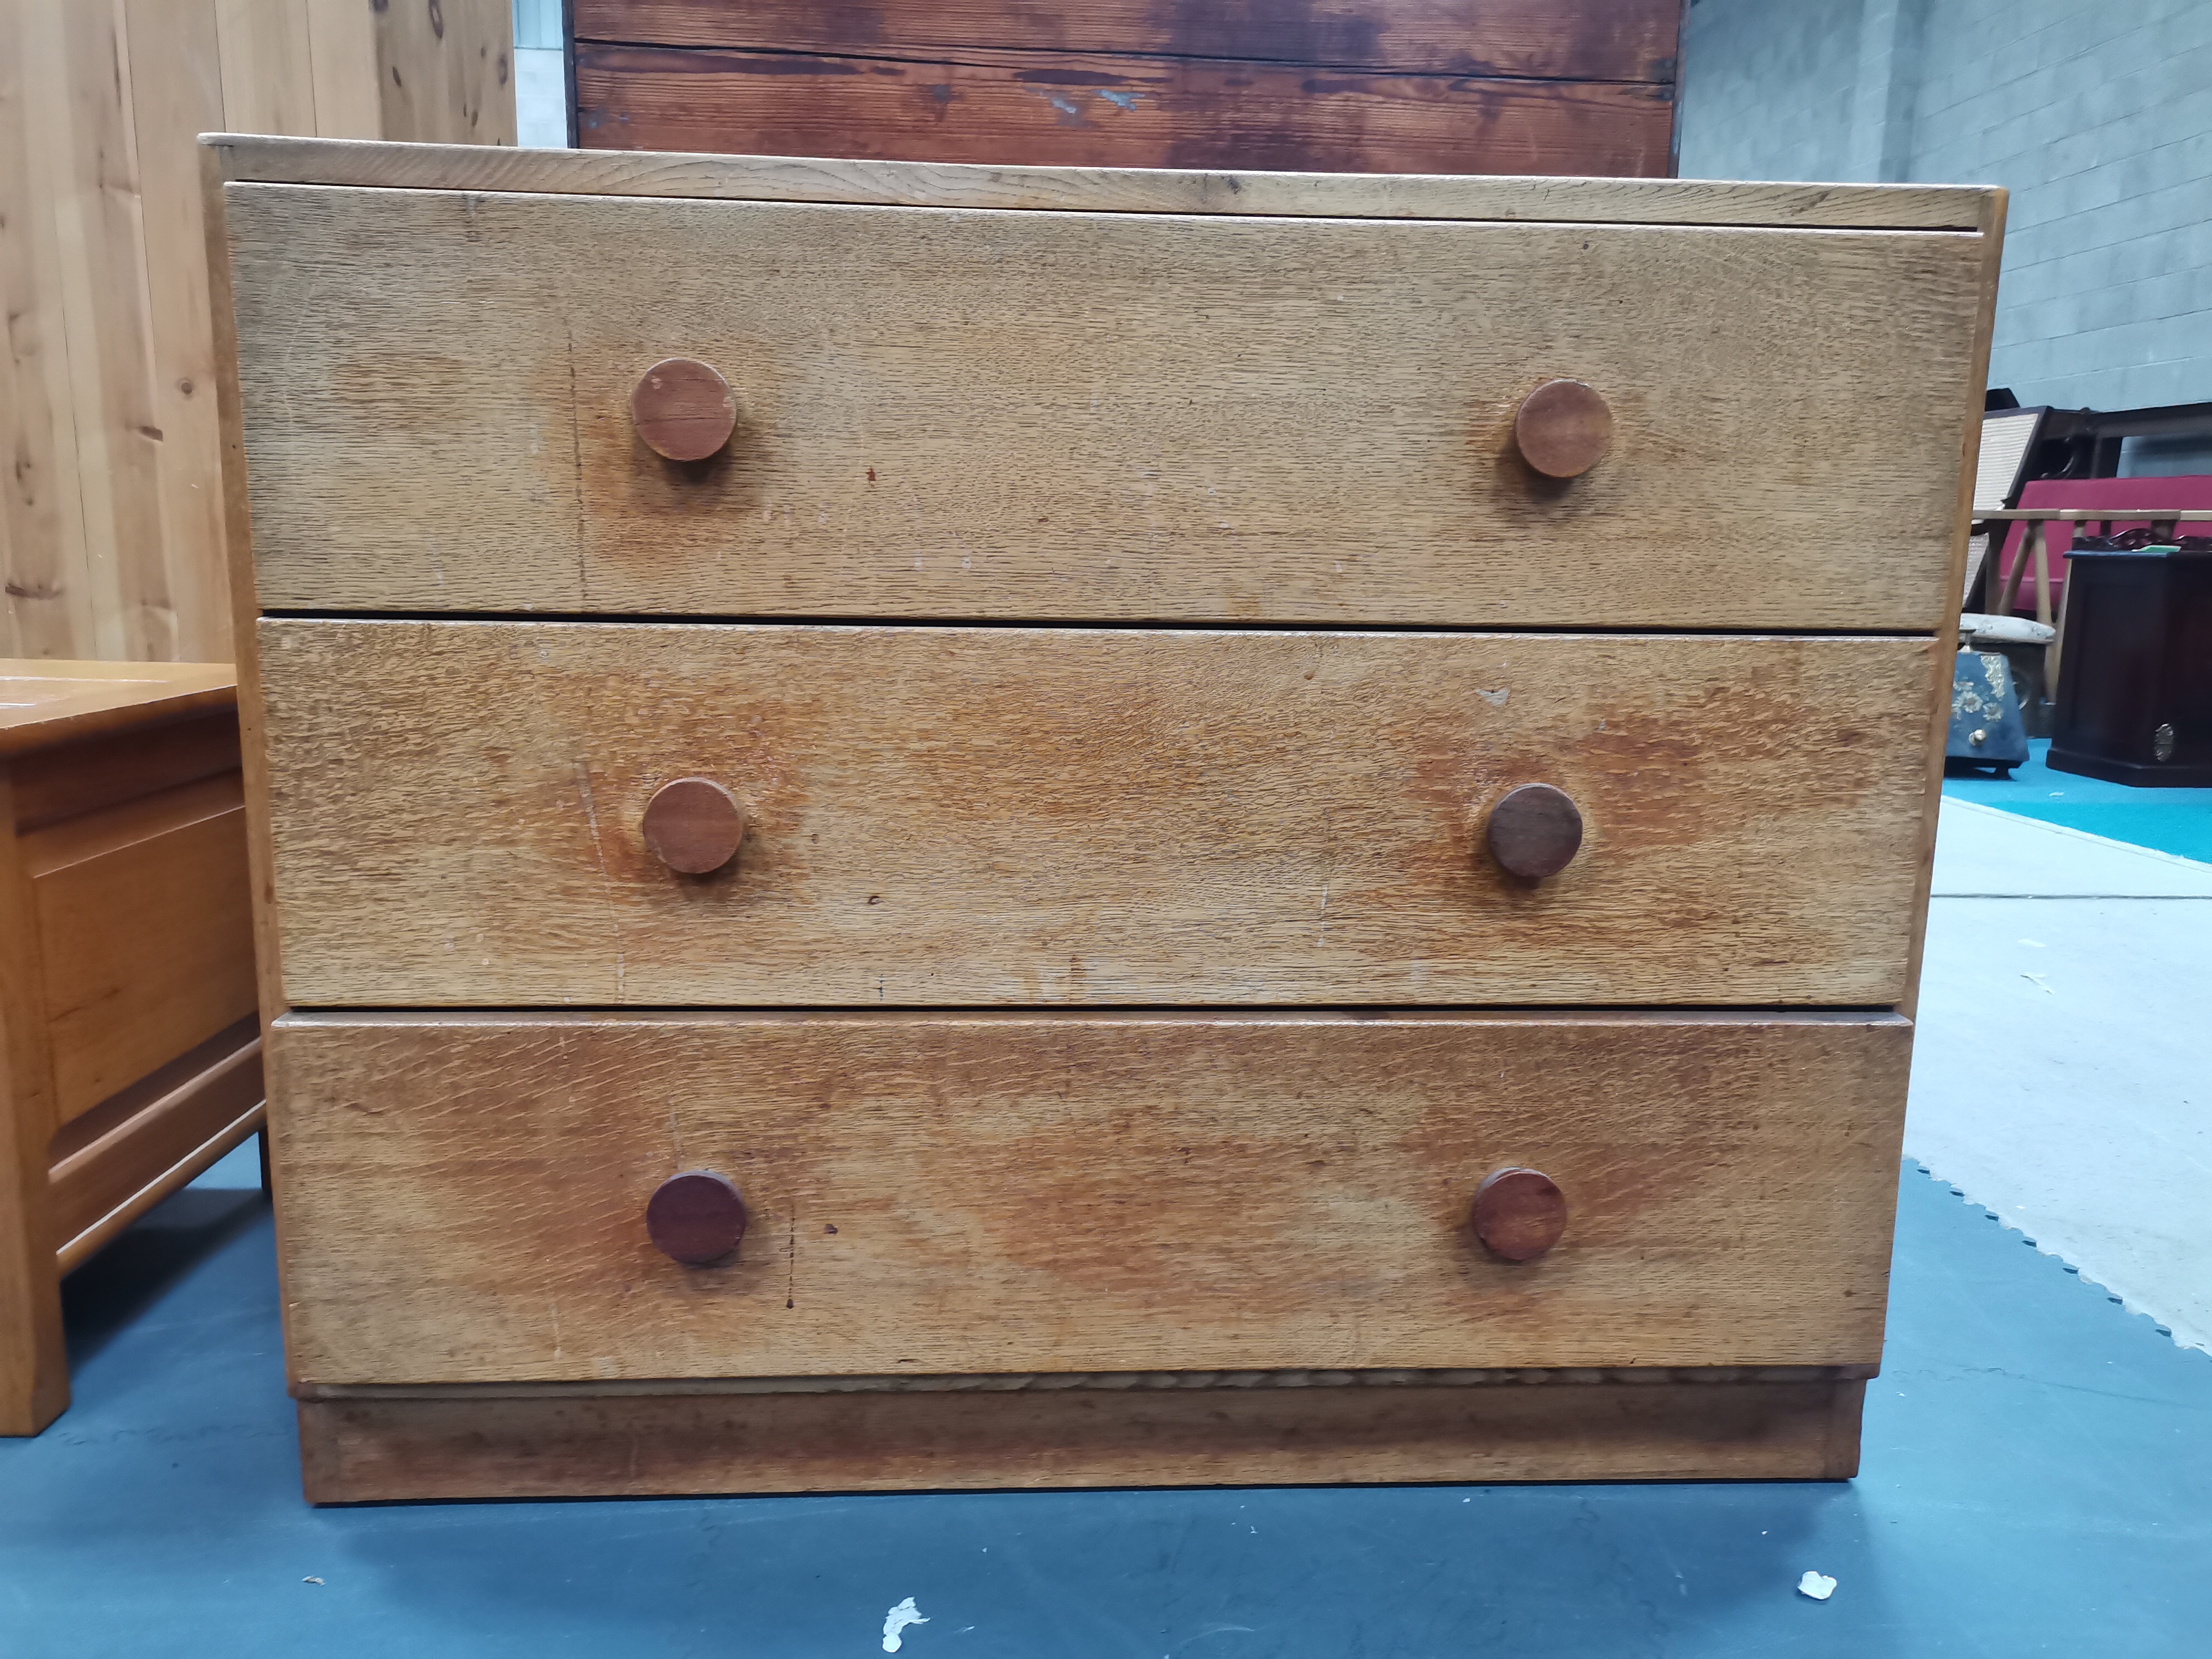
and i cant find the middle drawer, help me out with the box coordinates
[259,619,1932,1008]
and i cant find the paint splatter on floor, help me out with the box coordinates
[882,1597,928,1652]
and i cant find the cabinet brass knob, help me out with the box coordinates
[1470,1167,1568,1262]
[631,357,737,462]
[1485,782,1583,880]
[641,777,745,874]
[1513,379,1613,478]
[646,1170,748,1265]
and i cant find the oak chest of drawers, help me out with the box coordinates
[205,135,2002,1502]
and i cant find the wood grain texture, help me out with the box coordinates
[123,0,235,664]
[54,1098,263,1274]
[46,0,176,662]
[47,1014,255,1163]
[0,765,67,1433]
[302,0,380,140]
[3,684,248,1431]
[1898,191,2007,1022]
[47,1020,262,1248]
[1,662,256,1439]
[267,1011,1913,1384]
[8,709,239,833]
[0,1,512,666]
[257,621,1933,1009]
[200,142,291,1036]
[223,182,1987,630]
[25,774,257,1125]
[0,660,235,755]
[574,44,1674,177]
[0,0,96,661]
[219,0,518,144]
[6,0,229,664]
[297,1376,1865,1501]
[572,0,1685,81]
[217,0,319,137]
[204,134,1999,231]
[372,0,517,147]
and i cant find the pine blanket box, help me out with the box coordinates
[2,661,264,1436]
[202,135,2002,1501]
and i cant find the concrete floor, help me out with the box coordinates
[5,740,2208,1653]
[1913,744,2212,1354]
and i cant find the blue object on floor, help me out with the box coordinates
[1944,648,2030,772]
[4,1170,2208,1656]
[1942,738,2212,862]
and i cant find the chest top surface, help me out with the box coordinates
[0,661,237,757]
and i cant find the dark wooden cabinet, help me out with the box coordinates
[570,0,1681,175]
[2049,551,2212,786]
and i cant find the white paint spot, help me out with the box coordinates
[1474,687,1509,707]
[882,1597,929,1652]
[1099,89,1143,110]
[1797,1571,1837,1601]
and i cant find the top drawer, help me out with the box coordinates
[223,181,1990,630]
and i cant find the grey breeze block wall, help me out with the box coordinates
[1678,0,2212,463]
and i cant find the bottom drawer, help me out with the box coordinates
[268,1011,1911,1386]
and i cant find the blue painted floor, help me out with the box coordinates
[6,1166,2207,1657]
[1945,738,2212,861]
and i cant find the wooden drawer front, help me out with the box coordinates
[259,620,1933,1008]
[225,182,1984,629]
[269,1012,1911,1384]
[22,774,260,1125]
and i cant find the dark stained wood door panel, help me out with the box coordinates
[572,0,1681,176]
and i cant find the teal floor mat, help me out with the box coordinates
[6,1166,2209,1657]
[1943,739,2212,863]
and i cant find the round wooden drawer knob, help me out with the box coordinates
[646,1170,748,1265]
[1486,782,1583,880]
[1513,379,1613,478]
[1471,1167,1568,1262]
[630,357,736,462]
[641,777,745,874]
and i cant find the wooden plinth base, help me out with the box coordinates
[296,1375,1867,1503]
